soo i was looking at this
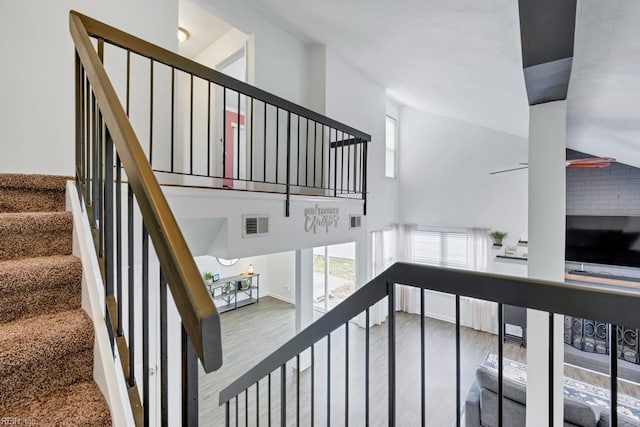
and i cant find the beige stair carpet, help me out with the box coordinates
[0,173,111,426]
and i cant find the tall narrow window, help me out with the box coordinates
[385,116,397,178]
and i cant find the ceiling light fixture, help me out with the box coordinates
[177,27,190,43]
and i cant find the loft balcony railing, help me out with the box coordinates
[220,263,640,426]
[73,12,370,217]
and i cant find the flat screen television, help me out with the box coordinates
[565,216,640,269]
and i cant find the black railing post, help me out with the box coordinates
[285,111,291,216]
[182,326,199,427]
[387,282,396,426]
[363,141,368,215]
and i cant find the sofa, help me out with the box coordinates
[465,356,640,427]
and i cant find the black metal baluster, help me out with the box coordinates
[353,139,358,193]
[75,53,82,181]
[149,59,154,167]
[286,111,291,216]
[280,364,286,426]
[388,283,396,427]
[275,108,280,183]
[549,312,554,427]
[207,82,211,177]
[268,373,271,427]
[340,131,345,195]
[321,125,325,190]
[97,109,104,256]
[116,154,123,338]
[104,131,115,349]
[256,381,260,427]
[610,323,618,426]
[420,289,425,427]
[127,184,135,388]
[237,91,241,181]
[190,74,194,175]
[250,97,254,182]
[363,141,368,215]
[142,224,149,426]
[170,67,174,172]
[365,308,370,427]
[345,322,349,426]
[235,395,239,427]
[313,122,317,188]
[455,295,461,427]
[245,389,249,427]
[297,116,301,186]
[226,401,231,427]
[311,344,315,426]
[346,134,351,193]
[296,354,300,426]
[182,326,198,427]
[160,271,168,427]
[498,303,504,427]
[333,129,338,197]
[305,119,309,188]
[327,333,332,425]
[263,103,267,183]
[222,87,227,180]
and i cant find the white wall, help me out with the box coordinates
[398,106,529,257]
[163,186,367,259]
[325,48,397,231]
[0,0,178,176]
[194,252,295,302]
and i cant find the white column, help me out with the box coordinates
[526,101,566,426]
[295,248,314,370]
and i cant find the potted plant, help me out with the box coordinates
[490,230,507,246]
[202,271,214,285]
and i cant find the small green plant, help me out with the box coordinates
[490,231,508,240]
[203,271,214,281]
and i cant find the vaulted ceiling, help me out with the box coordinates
[190,0,640,166]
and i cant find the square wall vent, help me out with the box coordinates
[243,215,270,237]
[349,215,362,229]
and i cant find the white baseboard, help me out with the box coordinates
[264,292,295,305]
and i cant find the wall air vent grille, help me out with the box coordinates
[350,215,362,229]
[243,215,269,237]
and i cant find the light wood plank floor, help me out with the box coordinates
[199,297,639,426]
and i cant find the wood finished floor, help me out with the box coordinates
[199,297,639,426]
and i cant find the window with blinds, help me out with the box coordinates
[414,229,486,270]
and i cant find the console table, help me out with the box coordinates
[208,273,259,313]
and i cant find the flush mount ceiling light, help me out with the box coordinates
[177,27,190,43]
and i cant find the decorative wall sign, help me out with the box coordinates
[304,205,340,233]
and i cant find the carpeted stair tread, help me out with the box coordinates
[0,174,70,213]
[0,255,82,323]
[1,381,111,426]
[0,309,94,375]
[0,212,72,260]
[0,310,95,411]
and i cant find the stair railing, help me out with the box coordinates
[70,11,222,425]
[220,262,640,426]
[71,11,370,217]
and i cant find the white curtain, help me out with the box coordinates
[368,230,389,325]
[459,228,497,333]
[394,224,422,314]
